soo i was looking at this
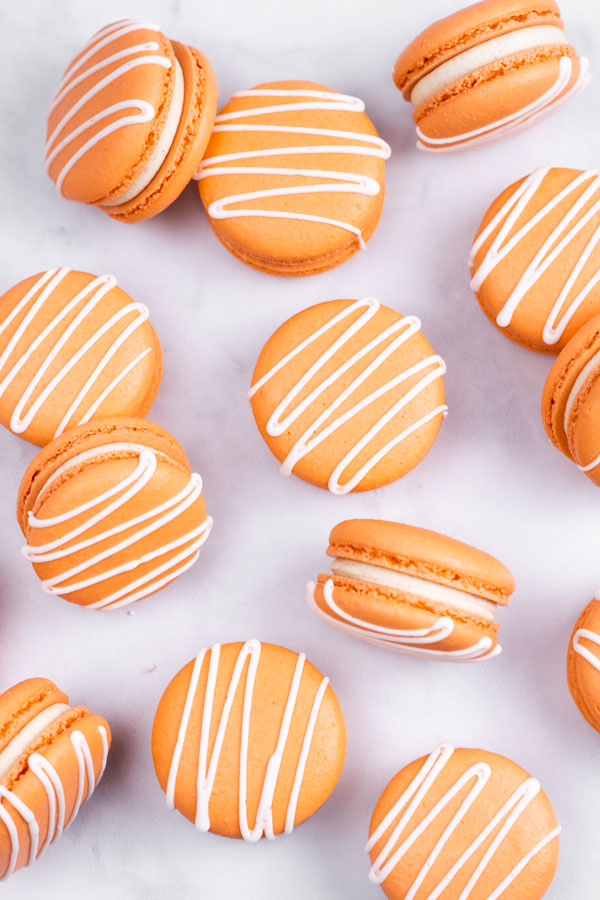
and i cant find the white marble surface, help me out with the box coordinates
[0,0,599,897]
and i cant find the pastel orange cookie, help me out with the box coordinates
[471,168,600,352]
[196,81,390,275]
[17,418,212,610]
[0,267,162,446]
[367,744,560,900]
[249,299,447,493]
[393,0,588,153]
[308,519,515,661]
[45,19,217,222]
[152,640,346,839]
[567,594,600,732]
[0,677,110,880]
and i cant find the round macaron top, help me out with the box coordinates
[567,595,600,733]
[0,678,68,756]
[152,640,346,839]
[367,743,560,900]
[0,267,162,446]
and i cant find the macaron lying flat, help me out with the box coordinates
[18,418,212,610]
[393,0,588,153]
[0,267,162,446]
[196,81,390,275]
[0,677,110,880]
[541,313,600,486]
[308,519,515,661]
[45,19,217,222]
[366,743,560,900]
[567,594,600,733]
[152,640,346,839]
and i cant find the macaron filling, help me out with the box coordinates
[0,703,70,781]
[564,349,600,431]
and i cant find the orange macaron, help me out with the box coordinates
[196,80,390,275]
[17,418,212,610]
[308,519,515,661]
[393,0,588,153]
[567,594,600,733]
[366,743,560,900]
[0,267,162,446]
[0,677,110,880]
[151,640,346,839]
[249,298,447,493]
[45,19,217,222]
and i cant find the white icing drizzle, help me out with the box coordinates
[0,267,153,439]
[22,447,212,610]
[417,56,590,153]
[248,298,447,494]
[166,640,329,840]
[0,724,108,880]
[573,627,600,672]
[195,88,391,249]
[45,20,172,196]
[470,166,600,346]
[366,743,560,898]
[307,580,499,662]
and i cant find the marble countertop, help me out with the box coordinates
[1,0,599,897]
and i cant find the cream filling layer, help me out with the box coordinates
[0,703,70,781]
[411,25,566,107]
[330,558,497,620]
[102,56,185,206]
[564,349,600,430]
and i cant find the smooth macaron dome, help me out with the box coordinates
[18,418,212,610]
[196,80,390,275]
[308,519,515,661]
[567,595,600,732]
[0,677,110,880]
[0,267,162,446]
[45,19,217,222]
[471,168,600,353]
[393,0,588,153]
[249,299,447,493]
[151,640,346,839]
[366,743,560,900]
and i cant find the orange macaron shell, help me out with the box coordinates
[567,598,600,733]
[0,679,69,753]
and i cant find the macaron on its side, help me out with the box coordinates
[567,597,600,733]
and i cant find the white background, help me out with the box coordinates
[0,0,599,897]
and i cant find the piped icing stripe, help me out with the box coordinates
[249,298,446,494]
[22,447,212,610]
[0,267,153,439]
[307,580,498,661]
[0,724,108,880]
[366,743,560,898]
[166,640,328,840]
[195,88,391,249]
[470,165,600,346]
[573,598,600,670]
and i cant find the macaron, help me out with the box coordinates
[308,519,515,661]
[393,0,588,153]
[151,640,346,839]
[196,80,390,275]
[541,313,600,485]
[0,267,162,446]
[17,418,212,610]
[249,298,447,493]
[45,19,217,222]
[471,167,600,352]
[567,594,600,732]
[0,677,110,880]
[366,743,560,900]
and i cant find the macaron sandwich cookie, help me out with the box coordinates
[45,19,217,222]
[393,0,588,153]
[471,167,600,352]
[0,267,162,446]
[152,640,346,839]
[0,677,110,880]
[249,299,447,493]
[17,418,212,610]
[196,81,391,275]
[308,519,515,661]
[567,593,600,733]
[366,743,560,900]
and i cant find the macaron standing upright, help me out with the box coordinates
[393,0,589,153]
[567,593,600,733]
[45,19,217,221]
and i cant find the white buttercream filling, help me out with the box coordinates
[0,703,70,781]
[330,558,497,620]
[37,442,169,498]
[564,349,600,430]
[411,25,566,107]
